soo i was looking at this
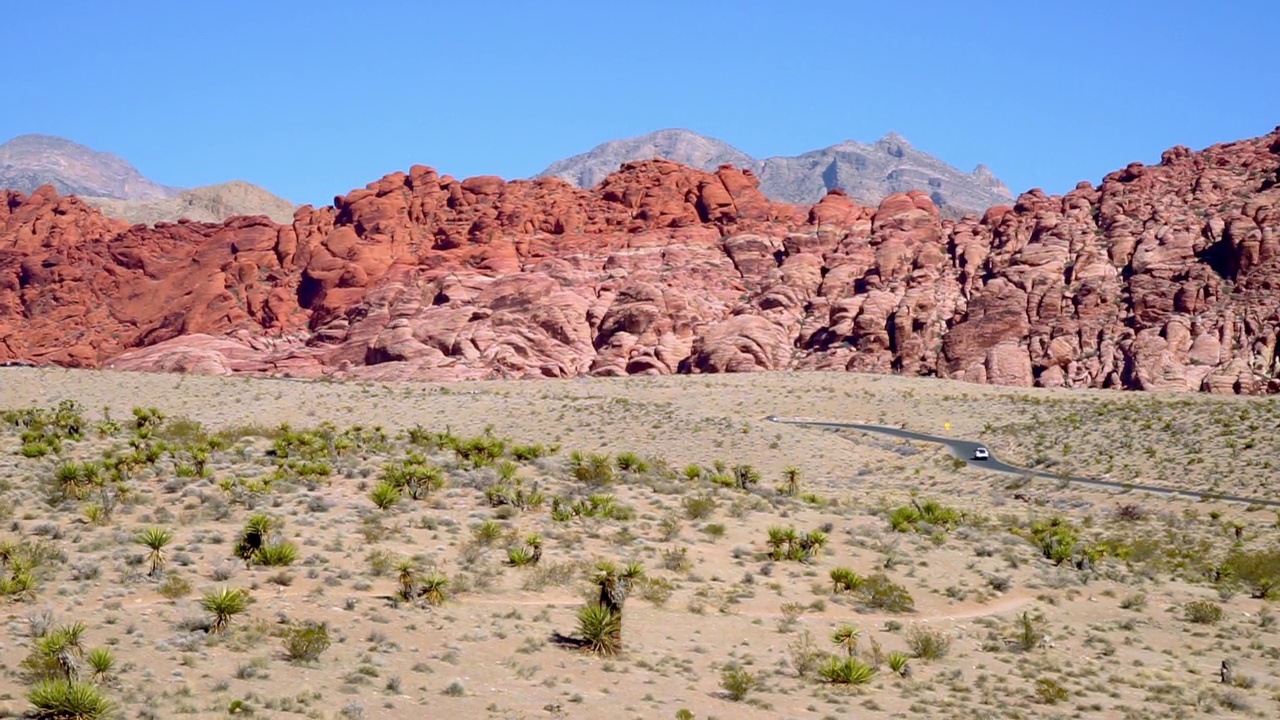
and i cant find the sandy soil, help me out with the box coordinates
[0,367,1275,719]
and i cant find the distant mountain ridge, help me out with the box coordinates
[0,134,181,201]
[0,134,294,224]
[538,129,1014,217]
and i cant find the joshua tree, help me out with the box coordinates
[136,527,173,577]
[586,560,644,652]
[201,587,250,632]
[781,466,802,496]
[395,558,419,601]
[234,513,274,566]
[832,624,861,658]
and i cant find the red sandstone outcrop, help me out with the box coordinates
[2,129,1278,393]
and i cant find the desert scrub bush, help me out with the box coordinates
[682,494,717,520]
[889,498,961,533]
[569,451,615,485]
[484,478,544,511]
[719,665,757,701]
[201,587,251,632]
[660,547,692,572]
[637,576,674,607]
[282,621,332,663]
[1020,516,1081,566]
[830,567,863,594]
[506,535,543,567]
[158,574,194,599]
[471,519,504,546]
[369,481,402,510]
[765,526,828,562]
[549,494,632,522]
[1033,677,1068,704]
[858,573,914,612]
[614,451,648,474]
[450,431,506,468]
[905,624,951,660]
[380,453,444,500]
[818,656,876,685]
[1012,611,1046,651]
[1183,599,1223,624]
[1221,546,1280,599]
[510,442,554,462]
[135,527,173,577]
[27,680,114,719]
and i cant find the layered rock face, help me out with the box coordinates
[2,129,1278,393]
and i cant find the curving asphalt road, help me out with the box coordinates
[764,416,1280,509]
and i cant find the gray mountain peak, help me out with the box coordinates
[538,129,1013,217]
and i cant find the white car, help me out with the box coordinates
[973,447,990,461]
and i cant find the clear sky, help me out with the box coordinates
[3,0,1277,207]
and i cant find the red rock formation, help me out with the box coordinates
[2,129,1278,393]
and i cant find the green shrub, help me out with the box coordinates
[576,603,621,655]
[282,621,331,663]
[369,481,402,510]
[570,452,615,485]
[472,520,504,546]
[1184,599,1223,624]
[905,624,951,660]
[27,680,113,719]
[682,494,717,520]
[615,452,648,473]
[818,656,876,685]
[830,567,862,594]
[719,665,757,701]
[253,541,298,567]
[158,574,193,599]
[1034,677,1068,704]
[1222,547,1280,599]
[859,574,914,612]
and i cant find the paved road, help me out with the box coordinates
[765,416,1280,509]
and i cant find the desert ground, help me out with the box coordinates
[0,367,1276,719]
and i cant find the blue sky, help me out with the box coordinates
[3,1,1277,206]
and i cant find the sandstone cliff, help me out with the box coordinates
[2,129,1277,394]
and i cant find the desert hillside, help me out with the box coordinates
[1,128,1278,394]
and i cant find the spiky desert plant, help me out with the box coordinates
[234,513,274,564]
[394,558,419,601]
[418,571,449,606]
[135,527,173,577]
[830,567,863,594]
[818,656,876,685]
[86,648,115,683]
[780,466,802,496]
[886,651,911,677]
[201,587,250,632]
[507,535,542,567]
[369,481,402,510]
[252,540,298,567]
[576,602,622,656]
[472,519,504,546]
[27,680,114,719]
[831,624,861,658]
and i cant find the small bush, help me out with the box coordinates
[1184,600,1223,624]
[369,481,402,510]
[1034,677,1068,704]
[905,624,951,660]
[27,680,113,719]
[283,622,331,663]
[682,494,716,520]
[719,665,756,701]
[253,541,298,567]
[859,574,915,613]
[818,656,876,685]
[158,574,193,599]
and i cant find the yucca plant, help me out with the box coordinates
[818,656,876,685]
[234,513,274,564]
[886,651,911,677]
[576,603,622,655]
[472,520,504,546]
[201,587,250,632]
[506,535,543,567]
[135,527,173,577]
[830,567,863,594]
[27,679,114,719]
[252,541,298,567]
[86,647,115,682]
[831,624,861,658]
[780,466,802,496]
[369,481,402,510]
[395,558,419,601]
[418,572,449,606]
